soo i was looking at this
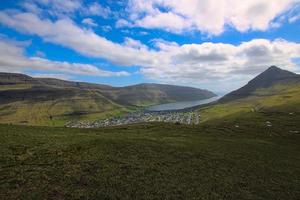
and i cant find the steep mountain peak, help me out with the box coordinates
[267,65,281,71]
[220,66,300,102]
[251,66,298,83]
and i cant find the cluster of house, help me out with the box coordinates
[66,111,201,128]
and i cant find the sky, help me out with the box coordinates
[0,0,300,93]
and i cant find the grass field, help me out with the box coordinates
[0,111,299,199]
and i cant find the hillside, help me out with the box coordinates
[0,72,215,125]
[1,67,299,199]
[1,112,299,199]
[220,66,300,102]
[199,66,300,123]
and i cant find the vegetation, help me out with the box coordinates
[220,66,300,102]
[0,66,299,199]
[199,82,300,123]
[0,72,215,125]
[200,66,300,123]
[0,111,299,199]
[0,90,130,126]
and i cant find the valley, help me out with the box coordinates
[67,97,220,128]
[1,66,300,199]
[66,66,300,128]
[0,73,216,126]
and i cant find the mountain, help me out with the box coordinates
[0,72,216,106]
[100,83,215,106]
[199,66,300,123]
[0,72,216,125]
[220,66,300,102]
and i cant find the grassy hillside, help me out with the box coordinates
[0,73,215,125]
[0,88,130,126]
[0,112,299,199]
[200,66,300,123]
[199,82,300,123]
[220,66,300,102]
[0,90,127,126]
[0,73,129,125]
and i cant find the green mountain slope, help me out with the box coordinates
[0,72,215,125]
[0,89,127,126]
[199,66,300,123]
[220,66,300,102]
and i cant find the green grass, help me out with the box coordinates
[0,90,134,126]
[0,111,299,199]
[0,84,140,126]
[0,84,32,91]
[199,83,300,123]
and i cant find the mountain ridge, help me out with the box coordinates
[0,72,215,94]
[219,66,300,102]
[198,66,300,123]
[0,72,216,125]
[0,72,216,105]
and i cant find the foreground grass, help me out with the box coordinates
[0,113,299,199]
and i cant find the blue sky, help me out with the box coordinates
[0,0,300,93]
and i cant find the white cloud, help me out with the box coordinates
[0,11,159,67]
[286,3,300,23]
[33,0,82,16]
[139,31,149,36]
[84,2,111,18]
[0,39,129,77]
[24,0,112,19]
[140,38,300,92]
[101,25,112,32]
[135,12,190,33]
[289,14,300,23]
[123,37,148,50]
[0,10,300,92]
[82,18,97,27]
[31,73,73,80]
[35,50,46,57]
[21,2,42,14]
[115,19,132,28]
[125,0,300,35]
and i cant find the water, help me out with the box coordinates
[146,96,220,111]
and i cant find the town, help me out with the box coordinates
[66,111,201,128]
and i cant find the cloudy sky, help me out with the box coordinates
[0,0,300,93]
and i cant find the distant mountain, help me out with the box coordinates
[0,72,215,125]
[100,83,216,106]
[0,72,38,85]
[0,72,216,106]
[220,66,300,102]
